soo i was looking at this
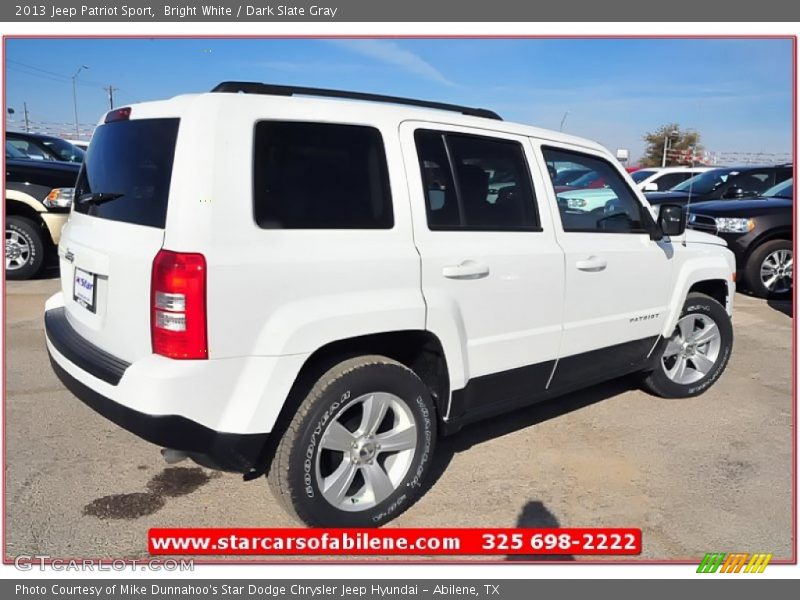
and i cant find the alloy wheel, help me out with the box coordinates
[5,228,31,272]
[315,392,417,512]
[662,314,722,385]
[760,249,792,294]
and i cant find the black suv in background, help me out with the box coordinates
[687,178,793,298]
[646,164,792,207]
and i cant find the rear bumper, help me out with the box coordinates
[47,354,267,472]
[45,307,129,385]
[44,294,309,472]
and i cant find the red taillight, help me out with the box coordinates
[105,107,131,123]
[151,250,208,360]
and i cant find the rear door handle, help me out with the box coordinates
[576,255,607,272]
[442,260,490,280]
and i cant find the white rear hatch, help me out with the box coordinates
[58,112,180,363]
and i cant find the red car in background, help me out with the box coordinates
[554,170,607,193]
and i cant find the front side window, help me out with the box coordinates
[41,137,85,162]
[414,130,539,231]
[673,168,733,194]
[253,122,393,229]
[543,147,648,234]
[762,178,793,199]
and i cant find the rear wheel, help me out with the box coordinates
[268,356,436,527]
[641,292,733,398]
[745,240,792,299]
[5,216,45,280]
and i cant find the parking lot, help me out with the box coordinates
[4,277,793,561]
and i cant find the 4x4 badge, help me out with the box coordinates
[64,249,74,263]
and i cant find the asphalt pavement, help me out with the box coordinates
[3,277,793,561]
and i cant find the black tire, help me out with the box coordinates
[268,355,436,527]
[744,239,792,299]
[641,292,733,399]
[5,216,45,280]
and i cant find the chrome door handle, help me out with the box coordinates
[442,260,490,280]
[576,255,607,272]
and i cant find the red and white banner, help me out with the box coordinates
[149,528,641,556]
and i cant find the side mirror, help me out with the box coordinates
[724,187,745,199]
[597,212,632,232]
[658,204,685,237]
[643,182,659,192]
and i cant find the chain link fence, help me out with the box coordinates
[664,148,791,166]
[6,118,96,141]
[6,118,793,167]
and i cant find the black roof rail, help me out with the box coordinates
[210,81,503,121]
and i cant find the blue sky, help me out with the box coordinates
[5,38,793,161]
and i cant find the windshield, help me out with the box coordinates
[672,168,734,195]
[631,170,657,183]
[40,137,85,162]
[762,178,793,199]
[5,141,28,159]
[74,118,180,228]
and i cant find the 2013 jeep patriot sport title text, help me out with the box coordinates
[44,82,736,527]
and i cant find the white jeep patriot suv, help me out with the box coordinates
[45,82,735,527]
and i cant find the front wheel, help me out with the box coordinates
[268,356,436,527]
[641,292,733,398]
[745,240,792,299]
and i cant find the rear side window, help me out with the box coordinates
[74,118,179,229]
[653,172,693,191]
[414,130,539,231]
[630,169,657,184]
[253,122,393,229]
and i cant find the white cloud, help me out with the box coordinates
[331,40,455,86]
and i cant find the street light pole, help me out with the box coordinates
[661,129,679,168]
[71,65,89,138]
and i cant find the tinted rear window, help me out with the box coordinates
[253,121,393,229]
[74,118,179,228]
